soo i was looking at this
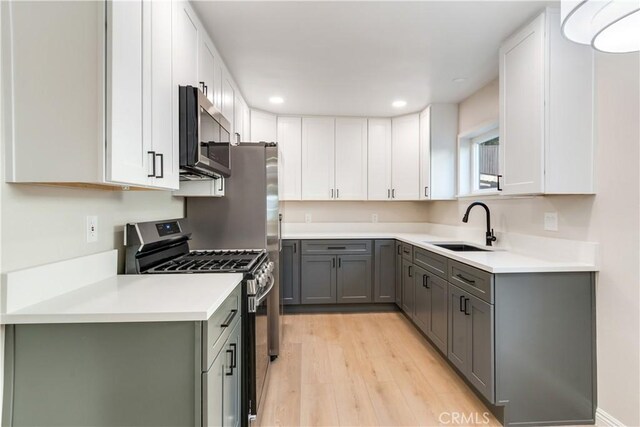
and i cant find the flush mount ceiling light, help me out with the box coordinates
[269,96,284,104]
[561,0,640,53]
[392,100,407,108]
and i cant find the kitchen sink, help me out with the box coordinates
[431,243,491,252]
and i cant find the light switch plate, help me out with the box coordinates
[305,213,312,223]
[544,212,558,232]
[371,214,378,223]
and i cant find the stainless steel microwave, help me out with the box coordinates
[179,85,233,180]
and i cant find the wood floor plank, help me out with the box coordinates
[300,382,340,427]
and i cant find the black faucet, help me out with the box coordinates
[462,202,497,246]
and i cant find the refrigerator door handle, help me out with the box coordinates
[278,213,283,252]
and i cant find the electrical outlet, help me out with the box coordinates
[544,212,558,232]
[371,213,378,223]
[86,216,98,242]
[305,213,312,223]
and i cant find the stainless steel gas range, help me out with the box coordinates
[124,218,274,426]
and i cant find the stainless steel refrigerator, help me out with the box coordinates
[186,142,281,358]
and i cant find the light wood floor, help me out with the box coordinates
[257,311,502,427]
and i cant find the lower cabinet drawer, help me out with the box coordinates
[301,240,372,255]
[413,247,448,279]
[448,260,494,304]
[203,285,241,370]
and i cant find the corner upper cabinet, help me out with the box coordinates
[277,117,303,200]
[250,110,277,143]
[499,8,594,195]
[391,114,420,200]
[419,105,458,200]
[301,117,335,200]
[3,0,178,190]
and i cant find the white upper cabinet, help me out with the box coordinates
[367,119,393,200]
[301,117,335,200]
[174,1,199,87]
[499,8,594,195]
[250,110,277,142]
[419,104,458,200]
[107,0,147,187]
[277,117,302,201]
[234,95,246,143]
[391,114,420,200]
[335,118,368,200]
[222,73,235,131]
[198,37,216,103]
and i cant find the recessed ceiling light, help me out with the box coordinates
[453,77,467,83]
[392,100,407,108]
[269,96,284,104]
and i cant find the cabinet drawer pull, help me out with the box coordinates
[459,295,465,312]
[456,273,476,285]
[230,343,237,368]
[155,153,164,178]
[147,151,156,177]
[327,246,346,250]
[464,298,470,316]
[220,309,237,328]
[225,349,234,376]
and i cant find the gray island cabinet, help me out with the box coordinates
[281,238,596,426]
[3,284,243,427]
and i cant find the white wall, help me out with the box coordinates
[426,53,640,426]
[281,201,430,223]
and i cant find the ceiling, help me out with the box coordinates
[192,1,553,117]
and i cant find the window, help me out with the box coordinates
[472,129,500,192]
[457,122,500,196]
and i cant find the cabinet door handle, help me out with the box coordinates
[336,189,339,199]
[218,178,224,192]
[331,189,334,199]
[459,295,465,312]
[338,257,342,268]
[388,189,390,199]
[155,153,164,178]
[225,349,234,376]
[423,275,430,289]
[464,298,470,316]
[293,242,297,253]
[230,343,237,368]
[147,151,156,177]
[397,245,401,255]
[408,265,413,277]
[332,258,336,268]
[392,189,396,198]
[456,273,476,285]
[220,309,237,328]
[497,174,503,191]
[424,186,428,197]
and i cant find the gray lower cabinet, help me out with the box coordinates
[394,241,403,306]
[413,265,430,330]
[337,255,372,303]
[401,259,415,316]
[281,240,301,305]
[447,282,495,404]
[206,316,242,427]
[3,284,244,427]
[425,273,448,354]
[301,255,337,304]
[374,240,396,303]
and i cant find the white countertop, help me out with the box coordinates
[1,254,244,325]
[283,230,597,273]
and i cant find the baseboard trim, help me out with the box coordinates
[596,408,625,426]
[283,303,399,314]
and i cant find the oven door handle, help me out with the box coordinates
[256,274,275,306]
